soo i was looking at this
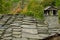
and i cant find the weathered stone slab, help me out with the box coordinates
[38,34,49,39]
[22,22,36,25]
[6,28,12,31]
[23,20,35,23]
[37,27,48,29]
[2,37,12,40]
[10,23,20,26]
[49,29,60,31]
[13,38,28,40]
[37,24,48,27]
[22,28,38,34]
[22,33,49,39]
[38,31,48,34]
[21,25,36,28]
[1,25,10,29]
[49,33,56,36]
[29,39,38,40]
[22,33,40,39]
[3,34,11,37]
[13,32,21,35]
[49,30,59,33]
[49,29,60,33]
[5,31,12,34]
[0,31,3,34]
[1,16,10,21]
[14,21,22,23]
[0,21,5,25]
[23,17,33,20]
[6,18,14,24]
[13,35,21,38]
[13,29,21,32]
[0,28,5,31]
[12,27,21,29]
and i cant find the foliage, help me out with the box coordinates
[0,0,2,13]
[55,0,60,7]
[11,0,20,2]
[58,10,60,23]
[0,0,20,14]
[55,0,60,23]
[1,0,60,21]
[41,0,55,7]
[22,0,44,20]
[41,0,60,8]
[0,0,12,14]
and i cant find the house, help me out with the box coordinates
[44,6,58,16]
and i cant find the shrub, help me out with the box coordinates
[58,10,60,23]
[22,0,44,20]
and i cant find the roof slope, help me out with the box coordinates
[0,14,60,40]
[44,6,57,10]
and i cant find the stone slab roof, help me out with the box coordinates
[44,6,57,10]
[0,14,60,40]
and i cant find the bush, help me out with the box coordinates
[58,10,60,23]
[22,0,44,20]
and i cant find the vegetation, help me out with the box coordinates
[0,0,11,14]
[22,0,44,20]
[55,0,60,23]
[0,0,20,14]
[0,0,60,21]
[41,0,55,7]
